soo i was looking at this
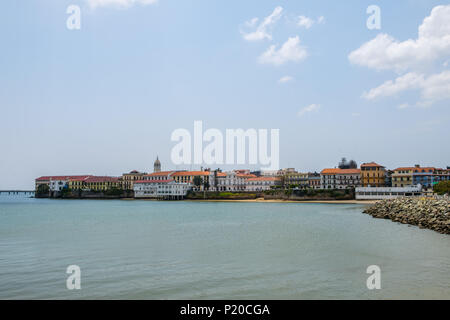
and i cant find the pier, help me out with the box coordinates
[0,190,35,196]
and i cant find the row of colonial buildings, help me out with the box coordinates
[35,158,450,199]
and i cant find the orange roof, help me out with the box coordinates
[247,177,281,182]
[361,162,384,168]
[237,174,257,178]
[145,171,175,177]
[172,171,210,176]
[36,175,92,181]
[84,176,119,183]
[321,168,361,175]
[394,167,435,172]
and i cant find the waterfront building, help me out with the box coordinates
[121,170,147,191]
[172,171,211,190]
[391,165,450,188]
[35,175,92,192]
[320,168,361,189]
[355,185,423,200]
[154,156,161,173]
[134,180,190,199]
[246,177,282,192]
[308,172,321,189]
[211,171,256,192]
[392,166,420,187]
[360,162,386,187]
[283,172,309,188]
[81,176,121,191]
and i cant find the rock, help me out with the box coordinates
[363,196,450,235]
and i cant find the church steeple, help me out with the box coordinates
[154,156,161,173]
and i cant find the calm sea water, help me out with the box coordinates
[0,194,449,300]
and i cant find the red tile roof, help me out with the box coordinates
[36,175,92,181]
[84,176,119,183]
[321,169,361,175]
[247,177,281,182]
[394,167,436,172]
[145,171,176,177]
[361,162,384,168]
[135,180,173,184]
[172,171,210,176]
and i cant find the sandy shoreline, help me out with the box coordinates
[184,198,378,204]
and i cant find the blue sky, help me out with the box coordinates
[1,0,450,189]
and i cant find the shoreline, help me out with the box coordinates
[184,198,378,204]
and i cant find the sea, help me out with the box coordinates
[0,194,449,299]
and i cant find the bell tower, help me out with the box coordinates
[154,156,161,173]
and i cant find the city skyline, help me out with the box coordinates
[1,0,450,189]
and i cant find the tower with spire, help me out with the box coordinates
[154,156,161,173]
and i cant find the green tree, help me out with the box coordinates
[36,184,49,196]
[193,176,203,190]
[434,180,450,195]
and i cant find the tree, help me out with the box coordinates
[203,181,210,191]
[338,157,357,169]
[193,176,203,190]
[36,184,49,196]
[434,181,450,195]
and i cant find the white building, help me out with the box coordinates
[355,185,423,200]
[134,180,190,199]
[246,177,281,192]
[320,169,361,189]
[49,179,68,192]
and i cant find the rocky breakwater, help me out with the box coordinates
[363,197,450,234]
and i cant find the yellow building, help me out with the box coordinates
[68,176,120,191]
[172,171,211,187]
[121,170,147,191]
[392,167,415,187]
[360,162,386,187]
[283,172,309,188]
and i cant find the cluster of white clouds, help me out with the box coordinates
[363,71,450,107]
[241,6,283,41]
[297,104,320,117]
[242,7,322,67]
[297,15,325,29]
[258,36,308,66]
[86,0,157,9]
[349,5,450,107]
[278,76,294,83]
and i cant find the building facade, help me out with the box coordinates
[360,162,386,187]
[134,180,190,199]
[320,169,361,189]
[355,185,423,200]
[121,170,147,191]
[283,172,309,188]
[246,177,281,192]
[308,172,321,189]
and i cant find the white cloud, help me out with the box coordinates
[259,36,308,66]
[298,104,320,117]
[241,7,283,41]
[363,70,450,106]
[397,103,410,109]
[349,5,450,72]
[278,76,294,83]
[297,15,325,29]
[297,16,314,29]
[362,73,425,100]
[87,0,157,9]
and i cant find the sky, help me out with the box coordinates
[1,0,450,189]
